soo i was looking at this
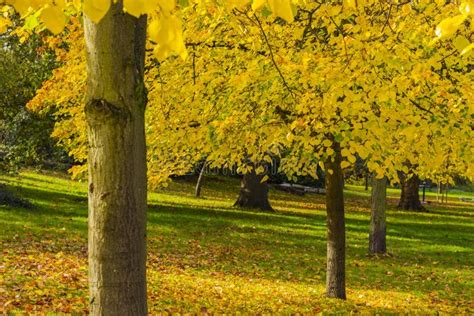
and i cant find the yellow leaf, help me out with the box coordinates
[83,0,111,24]
[435,15,466,39]
[344,0,356,9]
[41,5,66,35]
[148,19,160,42]
[9,0,39,17]
[459,1,473,16]
[0,16,10,33]
[461,42,474,55]
[341,161,351,169]
[323,139,332,147]
[252,0,266,11]
[268,0,293,23]
[158,0,175,12]
[150,15,187,61]
[348,154,356,164]
[453,36,470,53]
[124,0,146,17]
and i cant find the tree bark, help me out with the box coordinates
[195,160,206,197]
[84,3,148,315]
[398,173,424,211]
[364,169,369,191]
[324,142,346,299]
[234,169,273,211]
[369,176,387,255]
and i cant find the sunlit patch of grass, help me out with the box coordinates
[1,171,473,313]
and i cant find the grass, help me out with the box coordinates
[1,171,473,314]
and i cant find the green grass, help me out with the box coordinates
[1,171,473,314]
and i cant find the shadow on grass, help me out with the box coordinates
[2,177,473,302]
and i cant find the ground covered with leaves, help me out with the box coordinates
[1,171,473,314]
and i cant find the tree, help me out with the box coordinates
[324,142,345,299]
[194,159,207,197]
[369,176,387,255]
[398,172,425,211]
[0,19,63,172]
[234,166,274,212]
[83,2,149,314]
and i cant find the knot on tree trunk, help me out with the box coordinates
[85,99,132,125]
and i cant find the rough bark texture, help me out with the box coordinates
[234,169,273,211]
[398,173,424,211]
[84,3,148,315]
[369,176,387,255]
[324,142,346,299]
[195,160,206,197]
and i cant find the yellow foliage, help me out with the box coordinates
[21,1,474,186]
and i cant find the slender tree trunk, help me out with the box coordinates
[84,3,148,315]
[324,142,346,299]
[369,176,387,255]
[445,184,448,203]
[437,181,440,203]
[398,173,424,211]
[234,168,273,211]
[195,160,206,197]
[364,169,369,191]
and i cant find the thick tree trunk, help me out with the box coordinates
[398,173,424,211]
[369,176,387,255]
[234,169,273,211]
[324,142,346,299]
[195,160,206,197]
[84,3,148,315]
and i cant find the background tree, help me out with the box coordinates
[0,18,65,173]
[234,164,274,211]
[398,172,425,211]
[369,176,387,255]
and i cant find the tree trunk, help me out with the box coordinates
[369,176,387,255]
[364,169,369,191]
[324,142,346,299]
[84,3,148,315]
[437,181,440,202]
[195,160,206,197]
[398,173,424,211]
[234,169,273,211]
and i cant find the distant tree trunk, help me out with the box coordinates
[369,176,387,255]
[398,173,424,211]
[364,169,369,191]
[84,3,147,315]
[444,184,449,203]
[324,142,346,299]
[437,182,441,202]
[195,160,206,197]
[234,169,273,211]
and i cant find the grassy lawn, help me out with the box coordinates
[1,171,473,314]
